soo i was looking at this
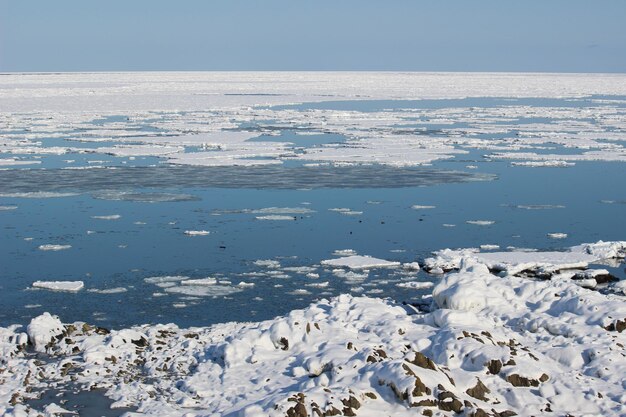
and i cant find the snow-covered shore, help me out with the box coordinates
[1,241,625,416]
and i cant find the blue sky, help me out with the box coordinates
[1,0,625,72]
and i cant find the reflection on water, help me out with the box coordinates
[0,164,494,193]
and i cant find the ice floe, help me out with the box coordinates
[183,230,210,236]
[37,244,71,251]
[255,215,296,221]
[31,281,84,292]
[465,220,495,226]
[91,215,121,220]
[547,233,568,239]
[321,255,401,270]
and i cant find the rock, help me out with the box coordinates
[486,359,502,375]
[407,351,437,371]
[466,378,490,401]
[437,391,463,413]
[286,402,308,417]
[341,396,361,410]
[279,337,289,350]
[505,373,548,387]
[605,319,626,333]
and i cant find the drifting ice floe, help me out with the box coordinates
[547,233,568,239]
[321,255,401,270]
[183,230,210,236]
[37,244,71,251]
[31,281,84,292]
[2,240,624,416]
[91,214,121,220]
[466,220,495,226]
[255,215,296,221]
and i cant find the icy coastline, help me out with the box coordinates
[1,241,625,416]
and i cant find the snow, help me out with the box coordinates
[32,281,84,292]
[25,312,64,352]
[321,255,401,270]
[424,241,626,275]
[2,240,625,416]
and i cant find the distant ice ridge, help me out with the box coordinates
[1,240,624,416]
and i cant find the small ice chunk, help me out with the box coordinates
[181,278,217,286]
[87,287,127,294]
[38,244,71,251]
[396,281,434,289]
[305,281,329,288]
[32,280,84,292]
[402,262,421,270]
[92,214,121,220]
[411,205,436,210]
[332,249,358,256]
[237,281,255,287]
[184,230,210,236]
[322,255,401,270]
[548,233,568,239]
[466,220,495,226]
[480,244,500,250]
[254,259,281,268]
[255,215,296,220]
[0,205,18,211]
[144,275,188,284]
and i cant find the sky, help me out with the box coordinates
[0,0,625,73]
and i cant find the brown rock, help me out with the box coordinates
[286,402,308,417]
[341,396,361,410]
[605,319,626,333]
[487,359,502,375]
[407,351,437,371]
[466,378,491,401]
[505,373,547,387]
[437,391,463,413]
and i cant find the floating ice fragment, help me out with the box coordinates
[548,233,568,239]
[466,220,495,226]
[396,281,434,289]
[184,230,210,236]
[480,244,500,250]
[411,205,436,210]
[91,214,121,220]
[253,260,281,268]
[87,287,128,294]
[321,255,401,270]
[38,244,71,251]
[32,281,84,292]
[181,278,217,286]
[511,160,575,167]
[332,249,358,256]
[255,215,295,220]
[0,205,18,210]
